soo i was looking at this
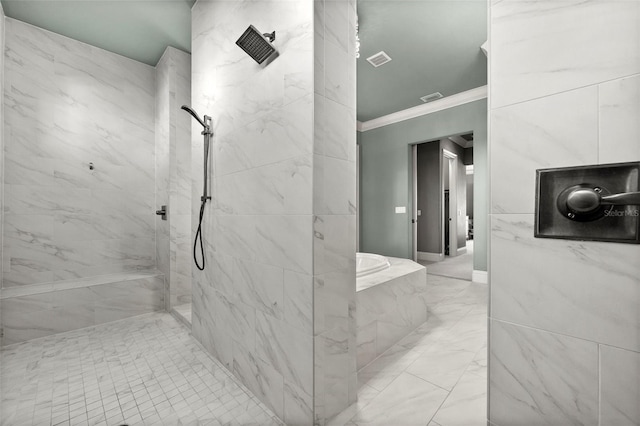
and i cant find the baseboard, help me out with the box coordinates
[417,251,444,262]
[456,247,467,256]
[472,270,488,284]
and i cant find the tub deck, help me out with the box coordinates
[356,257,427,370]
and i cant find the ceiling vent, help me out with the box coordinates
[420,92,443,103]
[366,51,392,67]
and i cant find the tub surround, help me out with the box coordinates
[356,257,427,369]
[488,1,640,424]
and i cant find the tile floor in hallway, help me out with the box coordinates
[330,274,488,426]
[0,312,282,426]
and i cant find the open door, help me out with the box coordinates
[443,149,458,257]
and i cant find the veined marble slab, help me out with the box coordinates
[1,271,165,346]
[356,257,427,369]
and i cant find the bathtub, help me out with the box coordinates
[356,252,391,278]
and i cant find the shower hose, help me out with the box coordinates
[194,198,206,271]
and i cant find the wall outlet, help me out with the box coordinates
[417,210,422,216]
[395,206,406,214]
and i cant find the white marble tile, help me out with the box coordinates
[324,0,349,54]
[432,371,487,426]
[354,372,448,425]
[3,17,156,288]
[214,95,313,177]
[283,270,313,335]
[283,377,313,426]
[1,313,281,425]
[325,39,351,107]
[315,326,352,421]
[232,344,285,421]
[406,342,476,391]
[599,73,640,164]
[491,214,640,352]
[323,156,356,215]
[600,345,640,425]
[491,0,640,108]
[357,344,422,392]
[314,0,325,96]
[255,215,313,275]
[489,319,598,426]
[490,87,598,214]
[234,258,284,319]
[255,311,313,396]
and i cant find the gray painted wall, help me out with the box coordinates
[416,142,440,253]
[359,98,487,271]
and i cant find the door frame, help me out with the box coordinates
[443,148,458,257]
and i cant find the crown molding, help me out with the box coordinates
[357,85,488,132]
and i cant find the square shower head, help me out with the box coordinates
[235,25,277,64]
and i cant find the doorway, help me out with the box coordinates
[412,135,474,281]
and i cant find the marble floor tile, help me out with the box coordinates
[0,312,281,426]
[353,372,448,425]
[405,343,477,391]
[431,371,487,426]
[333,274,488,425]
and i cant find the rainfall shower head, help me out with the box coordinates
[236,25,278,64]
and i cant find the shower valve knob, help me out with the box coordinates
[156,205,167,220]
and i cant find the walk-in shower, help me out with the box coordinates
[181,105,213,270]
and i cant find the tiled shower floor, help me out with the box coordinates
[0,312,281,426]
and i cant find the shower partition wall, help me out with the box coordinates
[155,47,192,312]
[0,19,164,346]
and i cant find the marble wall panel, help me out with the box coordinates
[1,274,164,346]
[491,215,640,352]
[600,345,640,425]
[191,0,355,424]
[3,18,156,287]
[356,265,427,370]
[489,320,599,426]
[313,0,357,422]
[155,47,192,310]
[598,73,640,164]
[490,87,598,214]
[489,2,640,424]
[490,0,640,109]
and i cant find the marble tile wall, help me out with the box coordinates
[155,47,192,310]
[313,0,358,423]
[356,258,427,370]
[0,4,5,339]
[190,0,356,424]
[2,18,157,288]
[190,1,315,424]
[488,1,640,425]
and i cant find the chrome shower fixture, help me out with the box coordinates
[236,25,278,64]
[181,105,213,271]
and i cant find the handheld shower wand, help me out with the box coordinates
[181,105,213,270]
